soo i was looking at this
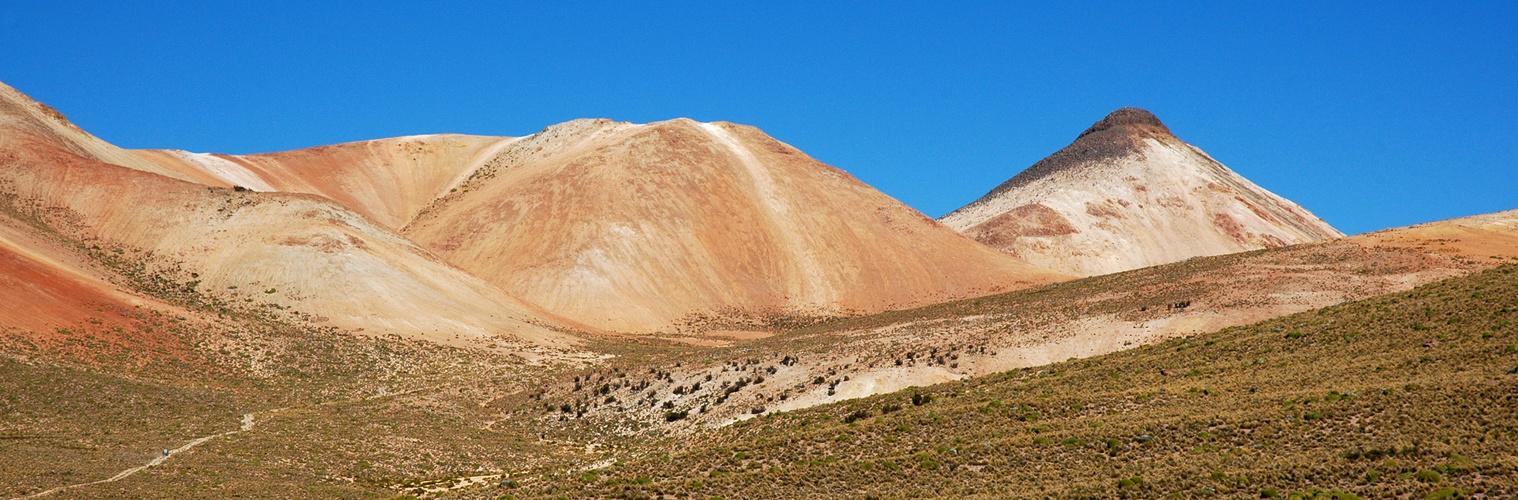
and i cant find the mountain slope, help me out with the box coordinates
[525,264,1518,499]
[133,134,518,230]
[0,80,582,349]
[403,118,1067,333]
[940,108,1342,277]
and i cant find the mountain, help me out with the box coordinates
[939,108,1343,277]
[133,134,515,230]
[0,81,583,350]
[400,118,1066,333]
[135,118,1069,335]
[1,79,1063,341]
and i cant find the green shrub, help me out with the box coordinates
[1445,454,1475,472]
[1416,469,1442,483]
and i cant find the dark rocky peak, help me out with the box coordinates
[1077,107,1173,140]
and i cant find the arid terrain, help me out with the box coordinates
[2,78,1515,499]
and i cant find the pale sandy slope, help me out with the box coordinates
[0,80,582,349]
[401,118,1068,333]
[941,108,1343,277]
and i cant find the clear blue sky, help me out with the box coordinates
[3,2,1514,235]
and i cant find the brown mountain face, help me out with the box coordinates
[0,81,583,350]
[940,108,1343,277]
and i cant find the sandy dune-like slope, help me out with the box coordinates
[0,80,580,348]
[402,118,1067,333]
[941,108,1343,277]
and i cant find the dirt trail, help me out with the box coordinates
[16,382,469,499]
[15,412,262,499]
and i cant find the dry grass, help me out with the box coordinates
[2,240,1511,499]
[508,265,1518,499]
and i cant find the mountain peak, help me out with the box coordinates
[1076,107,1172,139]
[940,108,1342,277]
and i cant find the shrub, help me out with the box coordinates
[665,411,688,422]
[1416,469,1442,483]
[1445,454,1475,472]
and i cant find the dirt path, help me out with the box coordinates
[16,412,263,499]
[16,383,455,499]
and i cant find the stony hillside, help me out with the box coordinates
[940,108,1342,277]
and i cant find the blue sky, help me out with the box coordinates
[2,1,1514,234]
